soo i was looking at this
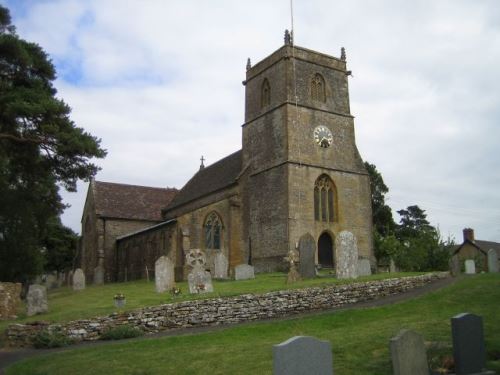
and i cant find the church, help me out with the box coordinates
[80,33,374,283]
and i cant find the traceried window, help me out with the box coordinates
[204,212,222,250]
[311,73,326,102]
[314,175,336,222]
[261,78,271,108]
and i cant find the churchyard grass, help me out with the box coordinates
[0,271,421,335]
[5,274,500,374]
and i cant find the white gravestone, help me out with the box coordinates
[335,231,358,279]
[464,259,476,274]
[155,256,175,293]
[213,252,228,279]
[72,268,86,290]
[234,264,255,280]
[26,284,48,316]
[487,249,498,273]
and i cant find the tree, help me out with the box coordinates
[396,205,433,240]
[364,162,396,262]
[43,217,78,274]
[0,5,105,283]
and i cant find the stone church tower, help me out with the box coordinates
[83,34,374,282]
[241,36,373,271]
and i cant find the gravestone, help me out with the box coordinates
[67,270,73,286]
[273,336,333,375]
[450,255,461,276]
[335,231,358,279]
[0,282,22,320]
[298,233,316,279]
[389,258,397,273]
[234,264,255,280]
[451,313,486,375]
[464,259,476,274]
[44,273,58,290]
[72,268,86,291]
[487,249,498,273]
[357,258,372,277]
[26,284,48,316]
[155,256,175,293]
[284,249,301,284]
[93,265,105,285]
[390,329,429,375]
[214,252,228,279]
[186,249,213,294]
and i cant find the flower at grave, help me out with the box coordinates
[170,286,181,296]
[113,293,126,300]
[196,283,206,292]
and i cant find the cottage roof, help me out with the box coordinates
[92,181,178,221]
[164,150,242,212]
[453,239,500,258]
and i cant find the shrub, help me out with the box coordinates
[100,325,144,340]
[33,328,73,348]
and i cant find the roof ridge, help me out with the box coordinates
[95,180,178,191]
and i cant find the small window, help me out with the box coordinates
[311,73,326,103]
[204,212,222,250]
[261,78,271,108]
[314,175,336,222]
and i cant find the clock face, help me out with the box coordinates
[313,125,333,148]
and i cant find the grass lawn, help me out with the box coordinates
[0,271,422,334]
[5,274,500,375]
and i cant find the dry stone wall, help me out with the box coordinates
[6,273,448,347]
[0,282,22,320]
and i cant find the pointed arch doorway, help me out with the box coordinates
[318,232,334,268]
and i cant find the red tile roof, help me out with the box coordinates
[92,181,177,221]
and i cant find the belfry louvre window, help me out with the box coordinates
[311,73,326,102]
[314,175,335,222]
[261,78,271,108]
[204,212,222,249]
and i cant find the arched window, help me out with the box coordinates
[311,73,326,102]
[314,175,336,222]
[261,78,271,108]
[204,212,222,250]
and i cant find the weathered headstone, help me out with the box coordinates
[72,268,86,291]
[234,264,255,280]
[487,249,498,273]
[450,255,461,276]
[335,231,358,279]
[390,329,429,375]
[26,284,48,316]
[186,249,214,294]
[0,282,22,320]
[357,258,372,277]
[284,249,301,284]
[44,273,58,290]
[214,252,228,279]
[451,313,486,375]
[93,265,105,285]
[155,256,175,293]
[464,259,476,274]
[298,233,316,279]
[273,336,333,375]
[389,258,397,273]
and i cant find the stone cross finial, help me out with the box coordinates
[199,155,205,170]
[284,29,292,45]
[341,47,346,61]
[246,58,251,71]
[186,249,206,269]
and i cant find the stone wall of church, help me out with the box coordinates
[287,163,373,264]
[116,223,177,282]
[80,190,98,283]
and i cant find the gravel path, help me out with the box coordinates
[0,275,457,374]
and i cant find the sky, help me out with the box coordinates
[5,0,500,243]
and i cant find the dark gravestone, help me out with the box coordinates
[390,329,429,375]
[273,336,333,375]
[452,313,486,375]
[298,233,316,279]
